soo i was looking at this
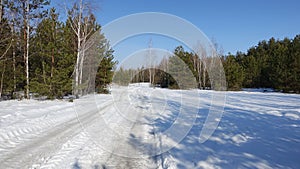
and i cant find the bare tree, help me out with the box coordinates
[148,38,153,84]
[195,54,202,89]
[147,38,157,85]
[66,0,98,96]
[208,39,225,90]
[194,43,207,89]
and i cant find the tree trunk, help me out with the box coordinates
[8,7,17,93]
[23,2,26,97]
[0,59,6,98]
[73,51,79,95]
[42,61,47,84]
[79,32,86,95]
[0,0,3,23]
[193,56,196,72]
[74,0,83,96]
[23,0,30,99]
[25,1,30,99]
[197,59,202,89]
[148,39,152,84]
[149,68,152,84]
[75,53,80,96]
[142,69,144,82]
[51,48,54,92]
[152,68,155,85]
[50,16,56,93]
[203,63,206,89]
[12,29,16,92]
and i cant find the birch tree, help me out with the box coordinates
[19,0,49,98]
[147,38,156,85]
[66,0,99,96]
[194,44,207,89]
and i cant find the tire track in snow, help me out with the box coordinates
[102,88,158,169]
[0,104,76,152]
[38,132,91,169]
[0,100,113,168]
[0,102,75,127]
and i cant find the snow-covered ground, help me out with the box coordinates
[0,85,299,169]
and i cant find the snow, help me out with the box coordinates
[0,86,300,168]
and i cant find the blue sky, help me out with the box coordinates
[53,0,300,60]
[96,0,300,53]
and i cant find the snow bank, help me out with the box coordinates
[128,82,151,87]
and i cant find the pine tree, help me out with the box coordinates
[95,46,116,93]
[30,8,66,98]
[289,35,300,93]
[0,0,23,98]
[17,0,50,98]
[0,17,11,98]
[223,54,244,90]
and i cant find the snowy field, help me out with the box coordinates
[0,85,299,169]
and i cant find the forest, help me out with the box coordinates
[115,36,300,93]
[0,0,299,100]
[0,0,116,99]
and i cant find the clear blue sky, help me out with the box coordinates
[95,0,300,54]
[53,0,300,58]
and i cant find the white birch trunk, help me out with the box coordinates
[79,21,88,94]
[25,0,30,99]
[12,22,16,92]
[197,58,202,89]
[74,1,82,96]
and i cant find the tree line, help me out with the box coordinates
[1,0,299,99]
[0,0,116,99]
[115,35,300,93]
[114,45,222,90]
[223,35,300,93]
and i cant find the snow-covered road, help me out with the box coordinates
[0,87,159,168]
[0,85,300,169]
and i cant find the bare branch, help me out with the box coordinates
[0,40,12,60]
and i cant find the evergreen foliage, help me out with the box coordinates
[0,1,117,99]
[0,0,299,98]
[114,36,300,93]
[236,36,300,93]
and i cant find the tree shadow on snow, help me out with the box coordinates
[127,93,300,169]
